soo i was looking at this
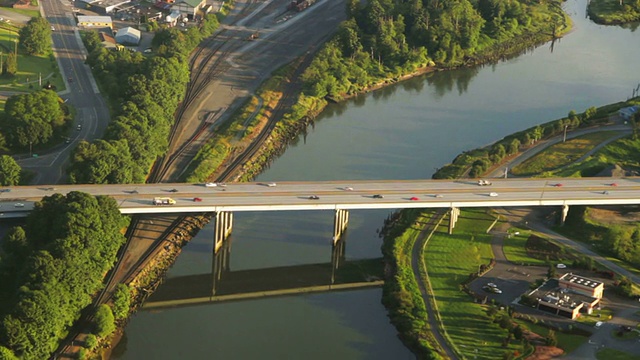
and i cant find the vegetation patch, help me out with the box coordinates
[515,320,588,354]
[426,209,523,359]
[596,347,639,360]
[380,209,445,359]
[511,131,620,176]
[588,0,640,24]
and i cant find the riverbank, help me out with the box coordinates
[587,0,640,25]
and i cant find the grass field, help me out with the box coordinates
[574,308,613,326]
[516,320,588,354]
[596,348,639,360]
[511,131,620,176]
[0,19,64,103]
[502,228,549,266]
[426,209,521,359]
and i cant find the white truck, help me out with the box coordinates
[153,197,176,205]
[478,179,492,186]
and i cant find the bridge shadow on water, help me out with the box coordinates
[143,239,384,310]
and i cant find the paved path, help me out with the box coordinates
[412,210,457,359]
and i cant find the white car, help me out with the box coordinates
[205,182,217,187]
[487,282,498,288]
[556,263,567,269]
[14,203,25,207]
[267,182,277,187]
[489,192,498,197]
[51,26,55,31]
[344,187,354,191]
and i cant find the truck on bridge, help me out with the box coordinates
[478,179,492,186]
[153,197,176,205]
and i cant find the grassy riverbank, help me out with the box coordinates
[588,0,640,24]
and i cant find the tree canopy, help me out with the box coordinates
[0,192,129,359]
[18,17,52,56]
[0,156,21,186]
[0,90,67,149]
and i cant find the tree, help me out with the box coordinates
[2,90,65,149]
[18,17,51,56]
[4,51,17,76]
[0,155,21,185]
[93,305,115,338]
[545,329,557,346]
[111,284,131,320]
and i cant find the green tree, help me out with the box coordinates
[84,334,98,350]
[67,139,136,184]
[0,346,18,359]
[2,90,65,149]
[4,52,17,76]
[0,155,21,185]
[18,17,52,56]
[545,329,557,346]
[111,284,131,320]
[93,305,115,338]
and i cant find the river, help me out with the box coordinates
[112,1,640,358]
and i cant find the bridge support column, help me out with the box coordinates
[212,236,231,296]
[333,209,349,245]
[448,207,460,234]
[560,204,569,226]
[331,237,347,284]
[214,211,233,254]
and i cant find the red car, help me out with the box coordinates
[193,197,202,202]
[410,197,419,201]
[610,183,618,187]
[554,183,563,187]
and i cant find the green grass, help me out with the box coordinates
[515,321,588,354]
[511,131,620,176]
[426,209,520,359]
[503,228,549,266]
[612,329,640,340]
[0,26,64,94]
[596,348,639,360]
[588,0,640,24]
[575,308,613,326]
[3,8,41,18]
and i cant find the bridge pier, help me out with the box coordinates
[211,236,231,296]
[214,211,233,254]
[560,204,569,226]
[333,209,349,245]
[331,237,347,284]
[448,207,460,234]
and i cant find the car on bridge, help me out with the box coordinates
[267,182,277,187]
[14,203,24,207]
[193,197,202,202]
[410,197,419,201]
[344,186,353,191]
[308,195,320,200]
[434,194,444,198]
[205,182,217,187]
[489,192,498,197]
[373,194,384,199]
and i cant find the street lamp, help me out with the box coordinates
[563,124,568,143]
[29,141,32,157]
[13,39,17,73]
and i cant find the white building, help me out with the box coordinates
[115,27,141,45]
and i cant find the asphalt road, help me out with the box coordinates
[2,177,640,215]
[16,1,110,185]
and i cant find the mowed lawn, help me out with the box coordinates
[502,228,549,266]
[511,131,620,176]
[426,209,520,359]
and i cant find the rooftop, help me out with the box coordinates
[559,273,603,289]
[531,279,599,309]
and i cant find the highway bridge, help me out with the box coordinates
[1,177,636,248]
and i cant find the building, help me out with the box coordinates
[165,10,182,26]
[76,16,113,30]
[98,32,119,50]
[559,273,604,299]
[86,0,133,14]
[115,27,141,45]
[529,275,603,320]
[171,0,206,19]
[618,105,639,121]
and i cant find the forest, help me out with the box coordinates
[301,0,568,99]
[0,192,129,359]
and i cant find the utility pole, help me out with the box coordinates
[39,72,41,87]
[14,39,17,73]
[563,124,568,143]
[504,167,508,179]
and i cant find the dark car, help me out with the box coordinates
[169,189,179,193]
[373,194,384,199]
[308,195,320,200]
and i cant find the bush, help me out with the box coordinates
[94,304,116,338]
[83,334,97,350]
